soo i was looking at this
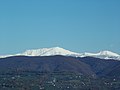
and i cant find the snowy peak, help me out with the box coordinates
[22,47,80,56]
[82,50,120,60]
[0,47,120,60]
[83,51,119,56]
[98,51,119,57]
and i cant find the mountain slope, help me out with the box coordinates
[0,55,120,78]
[79,57,120,78]
[0,55,96,77]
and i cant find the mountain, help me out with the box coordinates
[0,47,80,58]
[0,46,120,77]
[0,47,120,60]
[0,55,120,78]
[0,56,120,90]
[81,50,120,60]
[0,47,120,90]
[78,57,120,78]
[0,55,95,77]
[22,47,80,56]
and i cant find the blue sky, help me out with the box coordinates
[0,0,120,55]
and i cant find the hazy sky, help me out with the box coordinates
[0,0,120,55]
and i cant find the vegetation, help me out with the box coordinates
[0,56,120,90]
[0,71,120,90]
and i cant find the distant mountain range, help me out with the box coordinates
[0,47,120,60]
[0,55,120,78]
[0,47,120,78]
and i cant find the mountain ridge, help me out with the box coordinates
[0,47,120,60]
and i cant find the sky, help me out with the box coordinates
[0,0,120,55]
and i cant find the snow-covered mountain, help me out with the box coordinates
[22,47,80,56]
[81,51,120,60]
[0,47,120,60]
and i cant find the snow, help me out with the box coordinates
[0,47,120,60]
[22,47,80,56]
[98,51,119,57]
[82,50,120,60]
